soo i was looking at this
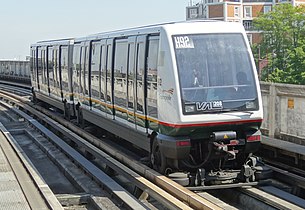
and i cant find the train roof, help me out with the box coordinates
[32,20,245,45]
[31,38,74,47]
[75,20,245,42]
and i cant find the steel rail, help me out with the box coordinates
[0,90,198,210]
[0,89,223,210]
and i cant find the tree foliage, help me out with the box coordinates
[253,4,305,84]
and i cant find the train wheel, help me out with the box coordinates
[151,140,167,174]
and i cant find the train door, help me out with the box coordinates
[113,38,128,121]
[80,43,90,107]
[30,47,38,91]
[67,45,74,104]
[90,40,106,111]
[146,36,159,131]
[41,48,49,95]
[48,47,56,98]
[105,39,114,116]
[72,44,81,105]
[53,48,62,100]
[60,45,70,102]
[99,40,107,114]
[127,37,136,127]
[37,47,43,91]
[135,35,148,131]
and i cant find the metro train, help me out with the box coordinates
[0,60,31,84]
[31,21,264,185]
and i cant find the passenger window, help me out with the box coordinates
[127,43,135,109]
[114,40,128,108]
[48,47,54,93]
[60,46,69,93]
[72,44,81,95]
[136,42,145,113]
[146,38,159,118]
[100,44,106,100]
[91,42,101,99]
[106,44,112,103]
[37,47,42,89]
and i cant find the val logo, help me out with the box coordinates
[196,101,223,111]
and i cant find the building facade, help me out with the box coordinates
[186,0,305,44]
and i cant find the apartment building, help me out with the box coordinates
[186,0,305,44]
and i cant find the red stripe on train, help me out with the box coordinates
[159,119,263,128]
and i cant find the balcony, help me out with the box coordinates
[243,20,254,30]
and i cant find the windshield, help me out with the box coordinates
[173,33,258,115]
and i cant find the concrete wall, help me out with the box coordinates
[260,81,305,145]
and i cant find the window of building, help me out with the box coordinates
[234,6,240,17]
[189,8,198,19]
[264,6,271,14]
[244,6,252,18]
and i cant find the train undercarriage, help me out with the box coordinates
[33,93,271,189]
[150,130,273,188]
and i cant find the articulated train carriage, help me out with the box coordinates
[0,60,31,84]
[31,21,269,187]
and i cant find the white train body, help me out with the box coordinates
[31,21,263,173]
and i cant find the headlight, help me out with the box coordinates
[185,104,195,113]
[246,101,256,109]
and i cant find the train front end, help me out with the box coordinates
[156,21,266,186]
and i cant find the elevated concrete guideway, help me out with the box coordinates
[261,82,305,145]
[0,123,63,210]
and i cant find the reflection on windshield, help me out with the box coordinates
[174,33,258,114]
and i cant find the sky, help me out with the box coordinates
[0,0,190,60]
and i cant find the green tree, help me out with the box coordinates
[253,4,305,84]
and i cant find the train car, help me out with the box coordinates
[31,21,265,186]
[0,60,31,84]
[30,39,74,118]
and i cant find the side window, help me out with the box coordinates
[146,37,159,118]
[42,49,47,89]
[106,44,113,103]
[80,46,87,95]
[136,42,145,113]
[100,44,106,100]
[60,46,69,93]
[91,41,101,99]
[31,48,37,88]
[72,44,81,95]
[53,49,59,90]
[114,40,128,108]
[48,47,54,91]
[127,42,135,109]
[37,47,42,89]
[84,46,89,96]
